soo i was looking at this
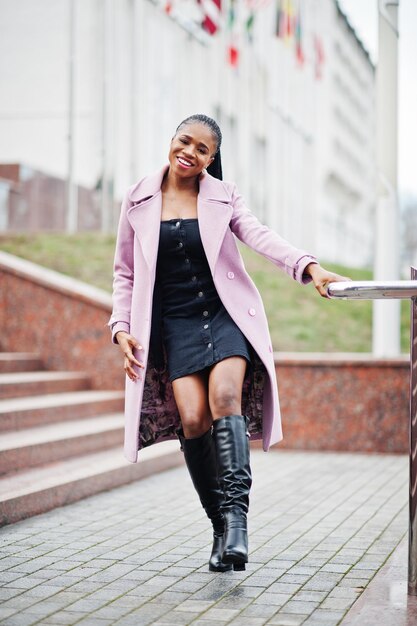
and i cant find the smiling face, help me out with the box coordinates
[168,122,217,178]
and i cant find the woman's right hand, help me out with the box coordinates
[115,331,144,382]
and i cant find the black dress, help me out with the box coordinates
[152,217,252,382]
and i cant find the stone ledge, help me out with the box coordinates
[0,250,112,311]
[275,352,409,367]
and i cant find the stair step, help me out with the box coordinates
[0,371,91,399]
[0,353,45,373]
[0,414,125,473]
[0,390,125,431]
[0,442,183,526]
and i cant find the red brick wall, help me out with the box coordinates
[270,354,409,454]
[0,252,410,453]
[0,253,124,390]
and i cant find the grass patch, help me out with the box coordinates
[0,232,116,292]
[0,232,410,353]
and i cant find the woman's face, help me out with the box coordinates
[168,122,217,177]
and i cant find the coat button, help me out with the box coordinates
[175,221,180,227]
[203,324,209,329]
[178,242,183,248]
[248,308,256,316]
[203,310,209,317]
[227,271,235,279]
[198,291,204,297]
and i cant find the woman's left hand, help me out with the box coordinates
[305,262,351,299]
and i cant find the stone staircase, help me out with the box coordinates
[0,352,182,527]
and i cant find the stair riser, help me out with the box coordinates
[0,379,90,400]
[0,398,124,432]
[0,451,183,526]
[0,429,124,474]
[0,359,45,373]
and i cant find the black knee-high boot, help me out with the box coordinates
[176,426,233,572]
[211,414,252,571]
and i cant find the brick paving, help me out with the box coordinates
[0,449,409,626]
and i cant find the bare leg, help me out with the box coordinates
[207,356,247,420]
[172,370,212,437]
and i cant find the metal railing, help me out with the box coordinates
[327,270,417,596]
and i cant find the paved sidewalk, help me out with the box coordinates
[341,534,417,626]
[0,447,409,626]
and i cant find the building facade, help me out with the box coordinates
[0,0,376,266]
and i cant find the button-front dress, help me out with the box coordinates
[153,217,253,382]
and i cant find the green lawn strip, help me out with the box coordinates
[0,233,410,353]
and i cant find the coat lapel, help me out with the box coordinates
[198,172,233,273]
[126,163,233,273]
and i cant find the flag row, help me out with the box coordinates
[160,0,324,76]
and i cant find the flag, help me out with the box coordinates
[197,0,222,35]
[245,11,255,43]
[226,0,239,67]
[245,0,272,43]
[164,1,173,14]
[227,0,236,29]
[285,0,295,41]
[275,0,284,37]
[275,0,294,41]
[294,0,304,65]
[228,44,239,67]
[313,35,325,79]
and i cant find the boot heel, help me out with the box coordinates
[233,563,245,571]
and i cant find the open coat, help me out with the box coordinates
[108,163,318,463]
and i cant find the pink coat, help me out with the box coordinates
[108,163,318,463]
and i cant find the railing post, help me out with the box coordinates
[409,266,417,595]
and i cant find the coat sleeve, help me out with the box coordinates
[107,188,135,344]
[229,182,319,285]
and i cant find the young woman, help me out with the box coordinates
[108,113,349,573]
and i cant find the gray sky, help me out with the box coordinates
[338,0,417,198]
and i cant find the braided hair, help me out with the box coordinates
[175,114,223,180]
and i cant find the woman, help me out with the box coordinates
[108,113,349,573]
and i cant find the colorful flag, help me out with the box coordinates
[313,34,325,79]
[227,0,236,29]
[197,0,222,35]
[285,0,295,41]
[275,0,294,41]
[226,0,239,67]
[294,0,304,65]
[245,11,255,43]
[228,44,239,67]
[275,0,284,37]
[164,1,173,14]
